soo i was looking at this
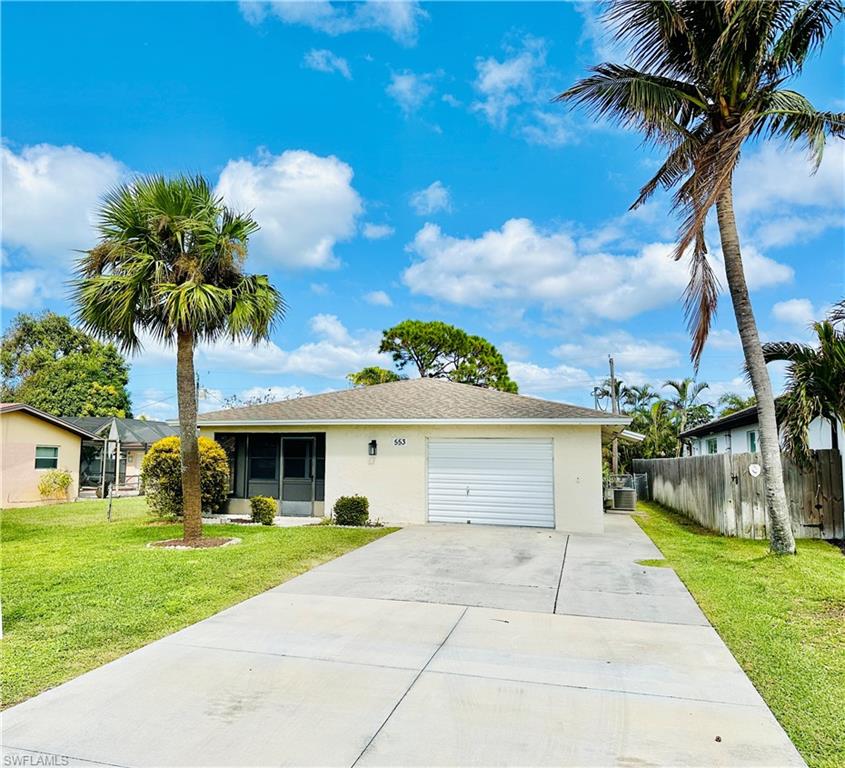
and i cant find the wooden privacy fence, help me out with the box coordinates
[633,450,845,540]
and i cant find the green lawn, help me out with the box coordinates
[634,501,845,768]
[0,497,394,708]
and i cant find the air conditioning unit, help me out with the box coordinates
[613,488,636,511]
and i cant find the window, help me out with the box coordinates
[706,438,718,455]
[747,430,758,453]
[248,435,279,481]
[35,446,59,469]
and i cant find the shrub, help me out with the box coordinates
[38,468,73,500]
[141,436,229,518]
[250,496,276,525]
[333,495,369,526]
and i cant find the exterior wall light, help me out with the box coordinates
[368,440,378,456]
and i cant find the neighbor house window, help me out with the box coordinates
[706,438,718,454]
[35,446,59,469]
[747,430,758,453]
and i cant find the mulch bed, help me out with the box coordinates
[149,537,240,549]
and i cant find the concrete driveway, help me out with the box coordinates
[2,514,804,767]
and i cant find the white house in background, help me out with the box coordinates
[681,404,842,456]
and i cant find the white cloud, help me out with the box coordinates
[410,180,451,215]
[0,269,61,311]
[573,2,630,62]
[706,329,742,351]
[553,333,680,370]
[734,142,845,216]
[1,143,127,263]
[771,298,817,329]
[507,360,594,396]
[732,142,845,248]
[521,111,573,147]
[754,212,843,249]
[240,1,427,45]
[133,313,387,381]
[500,341,530,360]
[402,218,793,320]
[303,48,351,79]
[215,149,362,269]
[309,312,349,343]
[362,222,394,240]
[310,282,330,295]
[363,290,392,307]
[472,37,546,129]
[386,70,434,114]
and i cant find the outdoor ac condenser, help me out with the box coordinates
[612,488,637,511]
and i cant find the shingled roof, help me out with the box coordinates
[197,378,628,425]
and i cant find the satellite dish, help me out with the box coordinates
[748,463,762,478]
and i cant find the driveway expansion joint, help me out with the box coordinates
[552,534,570,613]
[350,606,469,768]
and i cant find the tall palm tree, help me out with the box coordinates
[762,301,845,462]
[74,176,284,542]
[664,378,710,456]
[558,1,844,553]
[624,383,659,413]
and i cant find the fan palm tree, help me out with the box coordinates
[762,301,845,462]
[74,175,284,542]
[663,378,710,456]
[558,1,844,553]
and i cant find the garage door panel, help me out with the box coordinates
[427,439,554,528]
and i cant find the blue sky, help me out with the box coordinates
[2,1,843,419]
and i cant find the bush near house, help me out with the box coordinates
[37,469,73,501]
[250,496,276,525]
[333,495,369,526]
[141,436,229,518]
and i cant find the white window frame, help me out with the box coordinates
[706,437,718,454]
[747,430,758,453]
[35,445,59,470]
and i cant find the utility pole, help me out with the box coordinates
[609,355,619,475]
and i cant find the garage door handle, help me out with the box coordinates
[466,486,470,495]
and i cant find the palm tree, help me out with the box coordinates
[623,383,659,413]
[717,392,757,417]
[663,378,710,456]
[762,301,845,462]
[640,401,677,459]
[558,1,844,553]
[74,176,284,542]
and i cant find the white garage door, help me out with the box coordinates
[427,438,554,528]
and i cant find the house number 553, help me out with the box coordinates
[393,438,407,446]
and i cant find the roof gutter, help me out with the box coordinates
[192,417,631,428]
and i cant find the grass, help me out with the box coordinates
[0,497,394,708]
[634,501,845,768]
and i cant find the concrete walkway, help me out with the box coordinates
[2,514,804,767]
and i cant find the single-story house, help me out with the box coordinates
[63,417,178,493]
[197,378,630,533]
[682,405,842,456]
[0,403,100,508]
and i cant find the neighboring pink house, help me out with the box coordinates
[0,404,99,508]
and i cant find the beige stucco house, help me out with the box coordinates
[197,378,630,534]
[0,404,99,508]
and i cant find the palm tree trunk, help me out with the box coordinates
[716,183,795,554]
[176,327,202,541]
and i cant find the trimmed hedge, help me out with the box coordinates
[333,495,369,526]
[140,436,229,518]
[250,496,276,525]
